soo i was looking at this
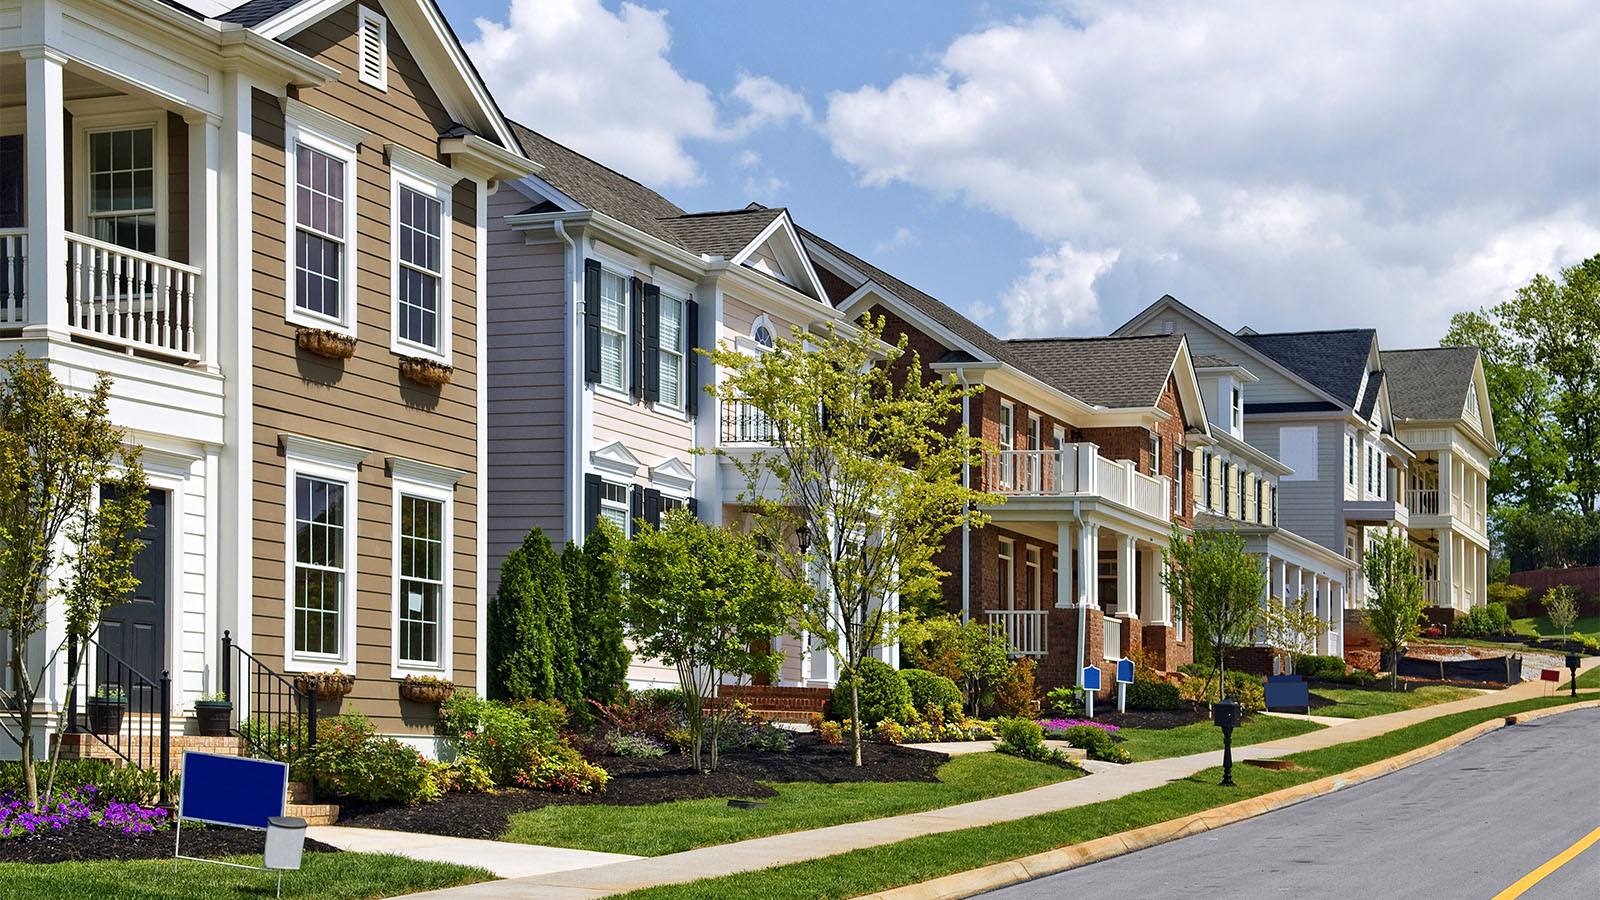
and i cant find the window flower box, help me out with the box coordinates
[400,356,452,387]
[398,675,454,705]
[294,671,355,701]
[296,327,357,360]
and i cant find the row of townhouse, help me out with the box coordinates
[3,0,1498,756]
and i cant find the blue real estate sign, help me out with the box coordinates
[1116,658,1135,684]
[178,752,287,830]
[1082,665,1102,691]
[1264,675,1310,712]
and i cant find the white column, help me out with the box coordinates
[1076,523,1098,608]
[1288,565,1303,612]
[187,112,221,368]
[1115,532,1136,617]
[1438,530,1455,610]
[22,49,67,338]
[1140,542,1162,623]
[1150,545,1172,625]
[1316,575,1331,655]
[1055,522,1074,609]
[1438,449,1454,519]
[1332,583,1345,656]
[1272,557,1286,606]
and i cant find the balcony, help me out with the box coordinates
[1342,498,1409,529]
[1407,488,1443,518]
[982,446,1171,521]
[721,399,777,445]
[985,609,1048,657]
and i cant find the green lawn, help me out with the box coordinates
[1562,667,1600,690]
[1111,714,1324,761]
[1308,684,1479,718]
[501,752,1077,856]
[607,694,1593,900]
[1512,614,1600,638]
[0,851,493,900]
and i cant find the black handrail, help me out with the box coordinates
[220,631,317,800]
[720,399,777,444]
[65,634,171,806]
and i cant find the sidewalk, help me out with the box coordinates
[307,825,640,879]
[392,660,1600,900]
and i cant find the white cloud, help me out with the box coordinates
[824,0,1600,342]
[732,150,786,202]
[468,0,807,188]
[874,226,920,255]
[999,243,1120,337]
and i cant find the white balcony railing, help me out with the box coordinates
[65,233,200,360]
[985,609,1048,656]
[1407,488,1441,517]
[1102,615,1122,661]
[0,229,24,325]
[983,445,1170,521]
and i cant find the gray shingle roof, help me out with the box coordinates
[1382,347,1480,421]
[510,122,691,248]
[213,0,306,26]
[1238,329,1375,408]
[1004,335,1185,409]
[660,207,785,259]
[1357,370,1384,420]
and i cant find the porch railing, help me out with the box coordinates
[985,609,1049,656]
[982,445,1170,520]
[720,399,777,444]
[1407,488,1441,516]
[66,232,199,360]
[0,229,23,324]
[64,633,171,806]
[220,631,318,795]
[1102,615,1122,661]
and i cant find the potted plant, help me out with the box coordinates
[294,670,355,701]
[399,356,453,387]
[194,691,232,737]
[86,687,127,735]
[296,327,357,360]
[398,674,455,704]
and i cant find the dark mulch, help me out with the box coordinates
[336,732,947,841]
[1067,704,1212,732]
[0,823,342,865]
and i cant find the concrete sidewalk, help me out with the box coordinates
[391,661,1598,900]
[308,825,640,879]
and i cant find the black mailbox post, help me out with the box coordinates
[1567,653,1582,698]
[1213,698,1242,787]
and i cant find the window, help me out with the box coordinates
[1174,445,1184,513]
[286,122,358,333]
[1231,387,1243,432]
[1346,432,1357,487]
[396,494,444,667]
[1027,414,1042,488]
[998,402,1015,488]
[1254,479,1263,524]
[86,126,157,253]
[660,494,690,515]
[599,480,629,534]
[1025,547,1041,609]
[658,292,686,407]
[358,5,388,91]
[998,538,1015,608]
[293,475,348,661]
[391,171,450,358]
[1202,451,1213,509]
[597,270,628,390]
[1149,431,1161,476]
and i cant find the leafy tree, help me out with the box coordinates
[1443,254,1599,517]
[1542,585,1580,644]
[611,513,806,770]
[1257,590,1332,664]
[0,352,148,810]
[898,613,1012,714]
[1161,526,1267,701]
[1362,528,1426,689]
[488,527,578,709]
[707,314,998,765]
[563,528,630,706]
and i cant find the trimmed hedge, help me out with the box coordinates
[1294,654,1349,680]
[902,669,964,718]
[829,659,912,726]
[1125,679,1182,710]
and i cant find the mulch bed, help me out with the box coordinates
[336,732,947,841]
[1079,705,1212,732]
[0,823,342,865]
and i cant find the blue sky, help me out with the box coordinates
[442,0,1599,347]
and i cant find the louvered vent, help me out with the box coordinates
[358,6,388,91]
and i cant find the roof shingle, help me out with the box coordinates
[1004,335,1185,409]
[1238,329,1375,407]
[1382,347,1481,421]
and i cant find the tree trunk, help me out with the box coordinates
[850,676,863,767]
[13,652,39,810]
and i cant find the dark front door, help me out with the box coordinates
[99,488,168,693]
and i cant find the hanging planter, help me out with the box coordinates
[398,675,455,705]
[294,671,355,701]
[399,356,453,387]
[296,327,357,360]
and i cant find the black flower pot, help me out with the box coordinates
[86,698,127,736]
[195,700,233,737]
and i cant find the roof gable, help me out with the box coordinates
[1238,329,1377,408]
[1003,334,1186,410]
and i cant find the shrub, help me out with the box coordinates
[489,527,580,707]
[1060,724,1131,763]
[875,719,905,745]
[991,657,1039,718]
[634,687,693,716]
[0,783,170,839]
[899,614,966,682]
[902,669,964,719]
[439,693,559,786]
[1177,669,1265,712]
[437,756,494,794]
[563,528,631,707]
[1045,685,1084,717]
[305,714,441,805]
[818,720,845,744]
[604,729,668,758]
[1125,679,1182,710]
[0,760,170,807]
[588,693,686,745]
[1486,581,1529,613]
[1456,602,1517,638]
[828,659,912,725]
[994,717,1045,754]
[715,703,795,754]
[1294,654,1350,680]
[513,742,609,794]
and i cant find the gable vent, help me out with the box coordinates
[357,6,388,91]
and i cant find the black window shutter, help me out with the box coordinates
[684,298,699,416]
[687,496,699,519]
[644,488,663,529]
[583,259,602,384]
[643,284,661,403]
[629,484,644,535]
[629,277,645,401]
[583,473,602,537]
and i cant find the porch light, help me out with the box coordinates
[796,524,813,553]
[1212,697,1242,787]
[1567,653,1581,698]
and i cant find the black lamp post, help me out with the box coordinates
[796,524,812,554]
[1567,652,1582,698]
[1212,697,1242,787]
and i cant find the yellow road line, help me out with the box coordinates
[1489,824,1600,900]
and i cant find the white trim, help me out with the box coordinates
[386,142,457,188]
[283,116,360,337]
[727,212,827,302]
[590,440,643,479]
[357,5,389,92]
[473,175,490,705]
[279,98,370,148]
[649,457,696,494]
[71,110,168,258]
[390,472,453,678]
[386,456,467,487]
[281,448,361,673]
[388,157,454,363]
[280,433,370,469]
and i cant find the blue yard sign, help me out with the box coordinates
[1264,675,1310,712]
[1116,657,1135,684]
[1082,665,1102,691]
[178,752,287,830]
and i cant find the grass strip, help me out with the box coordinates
[502,752,1079,856]
[1112,713,1323,760]
[609,694,1592,900]
[0,850,494,900]
[1307,684,1479,719]
[1512,614,1600,638]
[1561,668,1598,690]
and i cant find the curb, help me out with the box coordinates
[851,699,1600,900]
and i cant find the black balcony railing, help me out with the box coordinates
[64,634,171,805]
[721,399,777,444]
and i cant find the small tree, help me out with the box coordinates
[488,527,579,708]
[1542,584,1580,645]
[1362,528,1426,689]
[707,314,998,765]
[897,613,1011,714]
[1162,526,1268,700]
[1258,592,1333,669]
[1,352,148,811]
[563,527,630,707]
[612,513,806,769]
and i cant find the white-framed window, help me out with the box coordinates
[999,402,1015,487]
[83,123,160,254]
[1025,546,1041,610]
[658,291,686,408]
[357,5,389,91]
[597,269,629,392]
[390,165,452,361]
[281,436,365,672]
[599,479,630,534]
[660,493,690,515]
[1346,432,1358,487]
[285,120,359,335]
[1149,431,1161,476]
[751,313,776,348]
[1231,387,1243,433]
[389,459,459,677]
[1173,444,1184,514]
[998,538,1015,609]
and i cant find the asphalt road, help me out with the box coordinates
[978,707,1600,900]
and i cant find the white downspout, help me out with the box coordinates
[1073,498,1087,688]
[554,220,582,545]
[958,366,970,623]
